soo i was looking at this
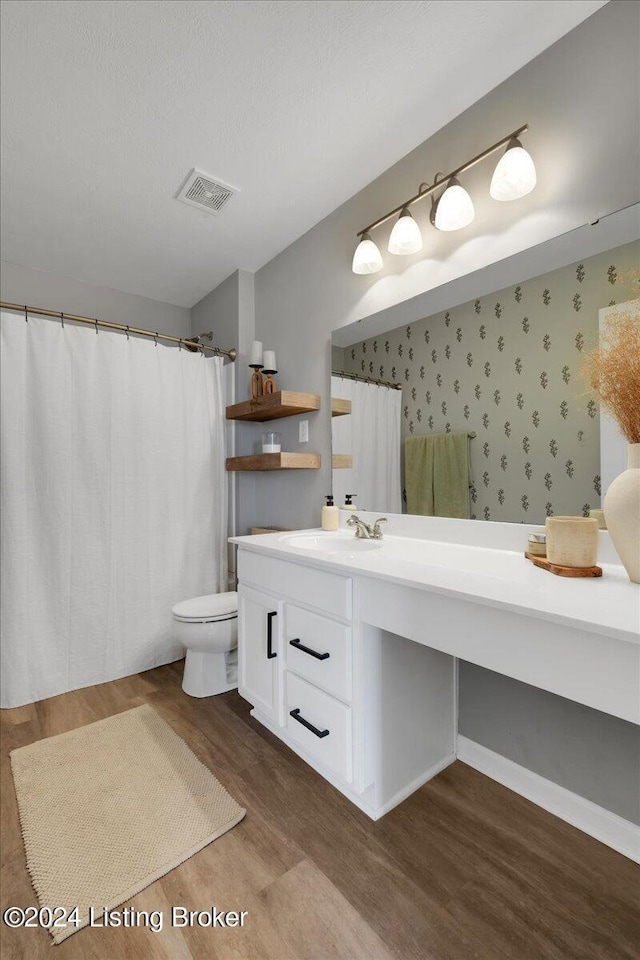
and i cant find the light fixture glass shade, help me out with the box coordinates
[490,138,537,201]
[434,178,475,231]
[388,208,423,255]
[352,233,383,274]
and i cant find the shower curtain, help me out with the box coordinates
[1,311,227,708]
[331,375,402,514]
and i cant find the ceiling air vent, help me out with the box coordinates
[176,168,238,216]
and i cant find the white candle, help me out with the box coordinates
[249,340,263,365]
[262,432,281,453]
[263,350,276,371]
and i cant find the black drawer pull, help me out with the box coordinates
[267,610,277,659]
[289,638,330,661]
[289,708,329,739]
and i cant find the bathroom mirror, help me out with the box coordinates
[331,204,640,524]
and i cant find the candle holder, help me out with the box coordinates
[249,364,264,400]
[262,366,278,395]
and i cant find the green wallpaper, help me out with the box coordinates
[343,241,639,522]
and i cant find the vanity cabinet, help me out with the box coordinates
[236,548,456,819]
[233,526,639,854]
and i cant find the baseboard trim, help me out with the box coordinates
[373,753,456,818]
[456,735,640,863]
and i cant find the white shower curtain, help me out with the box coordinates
[1,311,227,708]
[331,376,402,514]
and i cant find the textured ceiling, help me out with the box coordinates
[0,0,606,307]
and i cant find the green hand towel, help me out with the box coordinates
[405,435,435,517]
[404,433,472,519]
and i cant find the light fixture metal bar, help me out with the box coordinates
[357,124,529,237]
[0,301,237,360]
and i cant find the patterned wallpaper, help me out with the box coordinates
[342,241,639,523]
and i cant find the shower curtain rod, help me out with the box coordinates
[332,368,402,390]
[0,301,237,360]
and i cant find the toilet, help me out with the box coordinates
[171,592,238,698]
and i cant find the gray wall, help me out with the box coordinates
[244,1,640,820]
[459,663,640,824]
[191,269,254,393]
[1,260,190,336]
[191,270,239,343]
[191,269,258,541]
[249,0,640,534]
[191,268,255,392]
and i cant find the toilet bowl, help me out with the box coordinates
[172,592,238,698]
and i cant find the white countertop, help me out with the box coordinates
[230,527,640,644]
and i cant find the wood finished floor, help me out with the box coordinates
[1,662,638,960]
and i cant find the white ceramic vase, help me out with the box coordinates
[604,443,640,583]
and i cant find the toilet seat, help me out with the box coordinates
[172,591,237,623]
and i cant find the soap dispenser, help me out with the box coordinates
[321,495,339,531]
[341,494,357,512]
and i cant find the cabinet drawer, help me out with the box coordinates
[285,673,352,783]
[238,550,352,621]
[284,604,351,703]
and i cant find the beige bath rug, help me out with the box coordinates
[10,703,246,944]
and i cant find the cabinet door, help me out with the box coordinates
[238,585,281,723]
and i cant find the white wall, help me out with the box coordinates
[1,260,190,337]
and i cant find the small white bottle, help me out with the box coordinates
[341,493,357,512]
[321,495,339,531]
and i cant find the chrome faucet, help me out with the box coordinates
[347,515,387,540]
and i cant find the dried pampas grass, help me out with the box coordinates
[581,309,640,444]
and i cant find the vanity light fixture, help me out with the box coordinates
[490,137,537,201]
[352,231,384,274]
[388,207,423,255]
[352,124,535,274]
[431,177,475,232]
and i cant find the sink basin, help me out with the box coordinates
[283,533,383,556]
[380,535,520,579]
[279,532,519,579]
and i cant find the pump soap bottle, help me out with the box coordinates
[322,495,339,531]
[341,494,357,512]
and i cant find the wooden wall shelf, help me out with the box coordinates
[226,391,321,422]
[331,397,352,417]
[226,453,321,472]
[332,454,353,469]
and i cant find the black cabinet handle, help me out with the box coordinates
[266,610,277,659]
[289,708,329,738]
[289,638,330,661]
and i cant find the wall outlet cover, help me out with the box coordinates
[299,420,309,443]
